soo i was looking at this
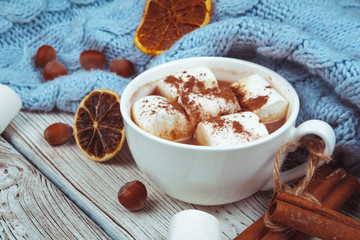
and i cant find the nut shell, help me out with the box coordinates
[36,45,57,68]
[109,58,134,78]
[118,180,147,211]
[43,60,68,81]
[80,50,106,71]
[44,123,73,145]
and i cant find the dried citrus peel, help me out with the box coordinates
[74,89,125,162]
[134,0,212,55]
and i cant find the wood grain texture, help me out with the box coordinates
[0,136,110,240]
[2,110,360,239]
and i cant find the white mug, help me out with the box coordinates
[120,57,336,205]
[0,84,22,134]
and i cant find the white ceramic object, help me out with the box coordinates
[120,57,336,205]
[0,84,22,134]
[167,209,221,240]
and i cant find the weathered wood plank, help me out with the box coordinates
[0,136,110,240]
[2,110,359,239]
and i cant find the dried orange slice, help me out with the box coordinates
[74,89,125,162]
[134,0,212,55]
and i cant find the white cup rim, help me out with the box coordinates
[120,57,299,151]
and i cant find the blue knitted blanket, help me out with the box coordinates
[1,0,360,179]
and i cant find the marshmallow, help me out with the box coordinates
[195,112,269,146]
[132,95,193,141]
[179,87,241,126]
[167,210,221,240]
[230,74,288,123]
[157,66,218,102]
[0,84,22,134]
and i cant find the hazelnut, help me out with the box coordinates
[44,122,73,146]
[118,180,147,211]
[43,60,68,81]
[79,50,106,71]
[109,58,134,78]
[36,45,57,68]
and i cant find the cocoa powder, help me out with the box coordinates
[183,76,206,92]
[243,95,269,111]
[144,96,189,120]
[164,71,213,100]
[206,116,250,137]
[232,121,245,135]
[164,75,183,93]
[230,84,269,111]
[180,87,240,125]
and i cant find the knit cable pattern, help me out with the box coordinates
[1,0,360,178]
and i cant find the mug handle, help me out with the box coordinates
[260,120,336,191]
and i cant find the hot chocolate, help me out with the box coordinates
[131,67,288,146]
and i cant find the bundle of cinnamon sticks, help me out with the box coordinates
[235,165,360,240]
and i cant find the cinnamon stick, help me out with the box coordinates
[233,165,333,240]
[261,167,348,240]
[267,191,360,240]
[233,216,268,240]
[322,173,360,209]
[292,173,360,240]
[260,229,289,240]
[309,168,347,201]
[305,165,334,193]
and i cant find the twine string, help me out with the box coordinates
[264,138,332,233]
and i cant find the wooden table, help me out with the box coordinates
[1,110,359,239]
